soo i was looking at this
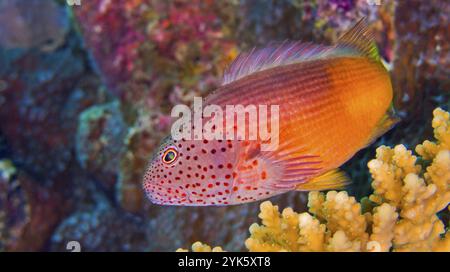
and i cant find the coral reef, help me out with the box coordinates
[367,108,450,251]
[0,159,29,251]
[0,0,105,184]
[50,201,152,252]
[76,101,127,190]
[0,0,448,251]
[0,159,69,251]
[179,108,450,252]
[391,0,449,117]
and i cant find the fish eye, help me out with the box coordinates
[162,147,178,164]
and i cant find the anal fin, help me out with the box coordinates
[295,169,350,191]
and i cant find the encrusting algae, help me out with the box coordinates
[178,108,450,252]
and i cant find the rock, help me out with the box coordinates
[0,0,68,51]
[76,101,127,190]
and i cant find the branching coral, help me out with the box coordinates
[367,108,449,251]
[178,108,450,252]
[176,242,224,252]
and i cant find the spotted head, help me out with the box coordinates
[143,136,240,206]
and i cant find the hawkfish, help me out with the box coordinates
[143,18,399,206]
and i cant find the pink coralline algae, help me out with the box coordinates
[72,0,146,96]
[74,0,238,103]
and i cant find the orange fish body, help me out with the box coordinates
[209,56,393,174]
[143,18,398,205]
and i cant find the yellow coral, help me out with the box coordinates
[179,108,450,252]
[366,108,450,251]
[368,203,398,252]
[245,202,301,252]
[416,108,450,160]
[177,241,224,252]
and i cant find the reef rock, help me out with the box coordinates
[76,101,127,190]
[0,0,68,50]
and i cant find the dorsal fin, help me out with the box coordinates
[222,18,380,86]
[221,41,333,85]
[335,17,380,62]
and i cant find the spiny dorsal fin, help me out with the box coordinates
[222,41,333,85]
[221,18,379,86]
[335,17,380,62]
